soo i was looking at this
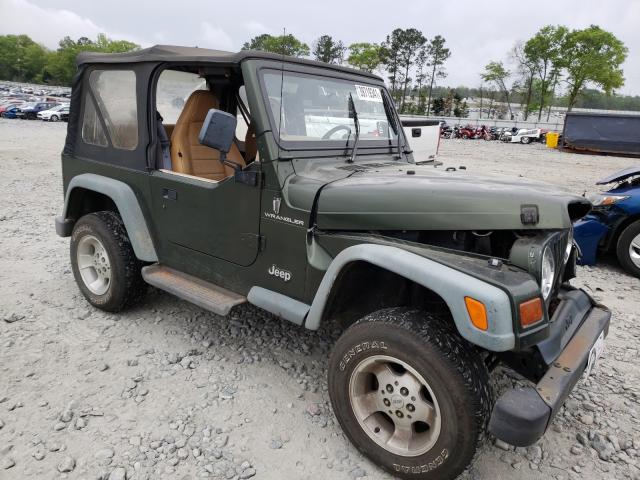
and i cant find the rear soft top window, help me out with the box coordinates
[84,69,138,150]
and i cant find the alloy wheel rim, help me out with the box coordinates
[77,235,111,295]
[630,233,640,268]
[348,355,442,457]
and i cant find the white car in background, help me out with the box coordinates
[501,127,544,144]
[37,104,69,122]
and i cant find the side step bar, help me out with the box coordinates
[141,264,246,316]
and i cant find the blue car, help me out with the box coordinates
[574,166,640,277]
[1,106,20,119]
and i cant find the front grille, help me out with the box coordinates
[549,231,570,309]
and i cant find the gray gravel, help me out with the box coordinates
[1,119,639,479]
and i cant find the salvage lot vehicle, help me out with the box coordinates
[501,127,544,144]
[55,45,610,480]
[399,118,441,163]
[38,104,70,122]
[575,166,640,278]
[16,101,59,119]
[1,105,20,118]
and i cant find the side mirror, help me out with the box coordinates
[198,109,244,173]
[198,109,237,153]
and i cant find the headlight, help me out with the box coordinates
[540,246,556,300]
[590,194,629,206]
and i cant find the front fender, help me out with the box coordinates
[574,216,608,266]
[305,244,516,351]
[57,173,158,262]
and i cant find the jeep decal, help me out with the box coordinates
[268,265,292,282]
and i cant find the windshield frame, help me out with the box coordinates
[257,66,405,155]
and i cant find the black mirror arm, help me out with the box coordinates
[219,151,243,172]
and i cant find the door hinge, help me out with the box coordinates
[240,233,266,251]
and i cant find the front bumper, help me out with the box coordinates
[488,290,610,446]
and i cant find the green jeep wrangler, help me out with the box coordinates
[56,45,610,479]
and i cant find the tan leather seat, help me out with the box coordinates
[244,122,257,162]
[170,90,245,181]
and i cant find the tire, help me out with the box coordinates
[520,136,531,144]
[50,115,59,122]
[70,211,146,312]
[328,308,492,480]
[616,221,640,278]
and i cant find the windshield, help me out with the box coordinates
[262,70,399,149]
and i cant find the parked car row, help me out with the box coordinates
[0,81,71,122]
[0,101,69,121]
[440,123,548,144]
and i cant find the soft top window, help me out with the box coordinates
[156,69,207,124]
[83,69,138,150]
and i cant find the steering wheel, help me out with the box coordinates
[322,125,352,140]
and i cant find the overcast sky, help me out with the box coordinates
[2,0,639,95]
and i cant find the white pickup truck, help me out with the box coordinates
[400,118,442,163]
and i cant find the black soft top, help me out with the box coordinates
[76,44,382,81]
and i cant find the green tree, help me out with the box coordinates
[413,46,428,114]
[0,35,48,82]
[511,41,537,120]
[346,43,384,73]
[561,25,627,111]
[524,25,568,120]
[396,28,426,113]
[382,29,403,102]
[312,35,345,64]
[481,61,513,119]
[424,35,451,116]
[242,33,310,57]
[431,97,445,115]
[45,34,138,86]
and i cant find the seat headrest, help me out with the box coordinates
[182,90,219,122]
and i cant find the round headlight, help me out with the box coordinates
[541,246,556,300]
[564,229,573,264]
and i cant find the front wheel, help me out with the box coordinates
[70,211,146,312]
[616,221,640,278]
[328,308,492,480]
[50,114,59,122]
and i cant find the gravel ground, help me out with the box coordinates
[1,118,639,480]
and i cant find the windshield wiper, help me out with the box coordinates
[347,93,360,164]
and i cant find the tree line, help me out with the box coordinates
[481,24,628,119]
[243,30,451,115]
[0,34,138,87]
[243,25,629,116]
[0,25,633,115]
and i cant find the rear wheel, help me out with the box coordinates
[520,136,531,144]
[50,114,59,122]
[616,221,640,278]
[70,211,146,311]
[328,308,492,480]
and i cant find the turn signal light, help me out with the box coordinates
[519,298,544,328]
[465,297,488,331]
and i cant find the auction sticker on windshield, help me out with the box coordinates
[584,331,605,378]
[355,85,383,102]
